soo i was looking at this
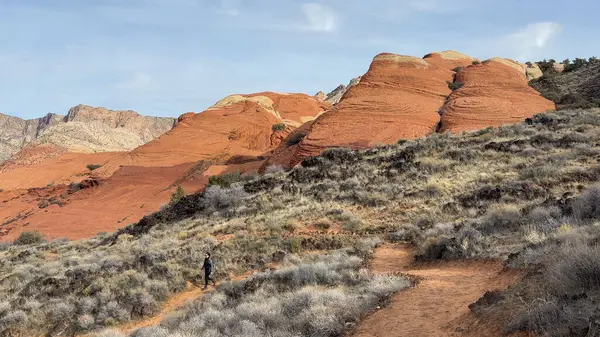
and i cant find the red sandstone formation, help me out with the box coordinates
[439,58,555,133]
[267,51,476,168]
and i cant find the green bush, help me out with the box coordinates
[208,171,245,188]
[87,164,102,171]
[14,231,45,245]
[271,123,286,132]
[170,185,185,205]
[446,80,464,91]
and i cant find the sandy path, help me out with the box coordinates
[118,281,206,334]
[353,244,524,337]
[117,264,278,335]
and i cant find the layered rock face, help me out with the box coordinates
[322,77,362,105]
[0,106,176,164]
[65,105,176,142]
[266,51,553,169]
[130,92,330,167]
[439,59,555,133]
[266,51,476,168]
[0,113,63,162]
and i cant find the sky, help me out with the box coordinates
[1,0,598,119]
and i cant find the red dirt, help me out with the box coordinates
[439,59,555,133]
[267,52,476,168]
[0,161,264,242]
[352,244,524,337]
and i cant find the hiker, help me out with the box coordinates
[202,252,216,290]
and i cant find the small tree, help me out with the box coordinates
[87,164,102,171]
[446,80,464,91]
[14,231,45,245]
[170,185,185,205]
[272,123,286,132]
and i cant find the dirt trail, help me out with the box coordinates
[116,265,277,335]
[353,244,524,337]
[118,281,205,334]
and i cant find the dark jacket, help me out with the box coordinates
[203,258,212,273]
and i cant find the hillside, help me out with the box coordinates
[0,93,330,241]
[2,107,600,336]
[0,105,176,165]
[530,58,600,109]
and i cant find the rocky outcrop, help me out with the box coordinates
[439,59,555,133]
[525,63,543,81]
[0,113,63,162]
[323,77,362,105]
[130,92,330,167]
[268,51,476,168]
[65,105,175,142]
[260,120,315,172]
[0,106,176,164]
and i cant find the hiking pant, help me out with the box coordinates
[204,270,214,287]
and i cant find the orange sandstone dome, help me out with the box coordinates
[439,58,555,133]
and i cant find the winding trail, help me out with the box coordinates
[352,244,524,337]
[118,281,206,334]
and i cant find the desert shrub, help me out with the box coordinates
[208,171,245,188]
[203,186,248,213]
[416,225,485,261]
[505,240,600,336]
[452,66,463,72]
[446,80,464,91]
[286,132,306,146]
[87,164,102,171]
[472,60,481,65]
[537,59,556,73]
[170,185,185,205]
[14,231,45,245]
[572,185,600,221]
[548,243,600,295]
[313,218,333,231]
[388,224,421,243]
[526,206,561,233]
[271,123,286,132]
[330,211,363,233]
[263,165,285,174]
[94,330,126,337]
[479,205,523,234]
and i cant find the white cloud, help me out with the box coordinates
[301,3,339,32]
[497,22,562,60]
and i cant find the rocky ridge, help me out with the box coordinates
[0,105,176,164]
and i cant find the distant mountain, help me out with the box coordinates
[319,76,362,105]
[0,105,176,163]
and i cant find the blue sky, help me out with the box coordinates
[1,0,598,119]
